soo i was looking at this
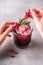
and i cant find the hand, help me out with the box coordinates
[0,22,15,44]
[31,8,43,38]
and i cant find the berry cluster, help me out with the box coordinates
[24,9,33,20]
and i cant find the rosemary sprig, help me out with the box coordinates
[19,18,30,25]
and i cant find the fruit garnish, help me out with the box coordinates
[18,24,31,35]
[24,9,33,20]
[13,22,20,30]
[13,18,31,35]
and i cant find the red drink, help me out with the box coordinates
[13,23,33,48]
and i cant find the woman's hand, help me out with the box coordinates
[0,22,14,44]
[31,8,43,38]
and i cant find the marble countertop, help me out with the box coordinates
[0,0,43,65]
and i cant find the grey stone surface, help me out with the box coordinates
[0,0,43,65]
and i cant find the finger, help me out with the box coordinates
[35,8,43,13]
[5,21,15,25]
[0,21,15,28]
[31,9,40,21]
[0,22,6,34]
[32,8,43,16]
[1,26,13,40]
[31,8,43,21]
[0,22,15,34]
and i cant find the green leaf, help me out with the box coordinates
[19,18,30,25]
[19,18,24,24]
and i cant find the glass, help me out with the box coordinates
[13,26,33,48]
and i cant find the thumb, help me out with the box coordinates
[1,26,13,41]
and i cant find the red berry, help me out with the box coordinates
[10,53,15,57]
[13,22,20,30]
[10,49,18,54]
[9,49,18,58]
[24,9,33,20]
